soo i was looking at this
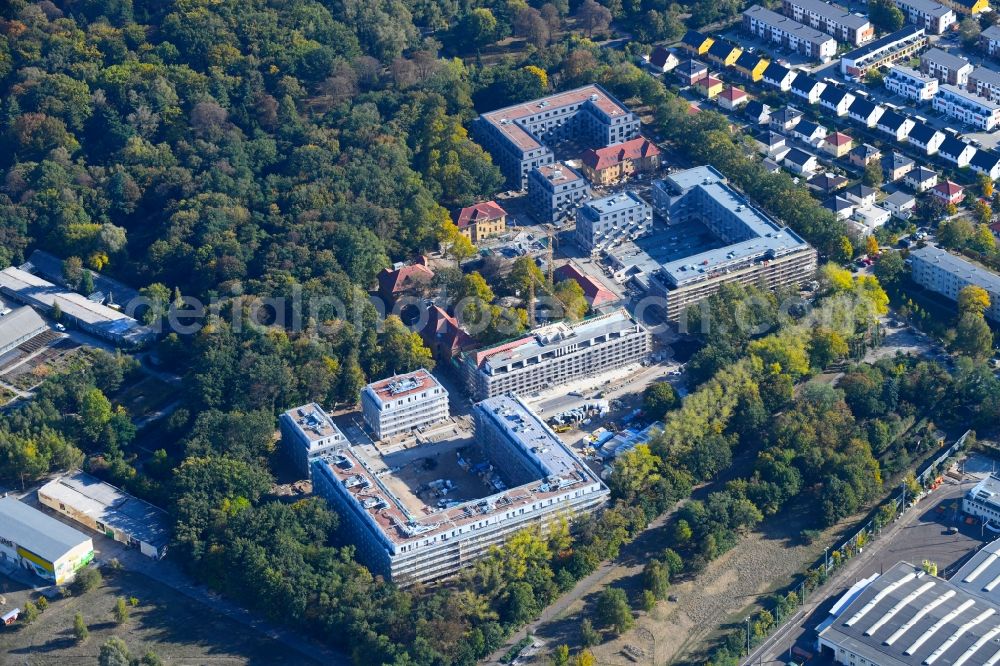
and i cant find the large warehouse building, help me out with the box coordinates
[460,309,651,400]
[312,394,608,584]
[473,84,641,188]
[0,495,94,584]
[818,559,1000,666]
[39,471,170,559]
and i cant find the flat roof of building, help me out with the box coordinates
[580,191,648,217]
[314,395,605,548]
[819,561,1000,666]
[654,167,812,287]
[479,84,633,153]
[282,402,346,444]
[39,472,170,550]
[953,537,1000,605]
[911,244,1000,294]
[24,250,141,307]
[364,369,444,406]
[470,309,642,371]
[533,161,584,185]
[0,267,148,341]
[787,0,871,28]
[744,5,835,47]
[842,25,925,64]
[0,495,91,563]
[922,47,972,71]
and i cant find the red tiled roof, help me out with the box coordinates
[581,137,660,171]
[720,86,746,101]
[422,305,474,355]
[455,201,507,229]
[934,180,964,197]
[825,132,852,146]
[553,263,618,308]
[696,75,722,88]
[687,103,701,115]
[377,262,434,297]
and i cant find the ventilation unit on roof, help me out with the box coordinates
[589,93,599,101]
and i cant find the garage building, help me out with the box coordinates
[0,495,93,584]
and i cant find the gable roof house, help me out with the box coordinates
[421,305,475,361]
[681,30,714,55]
[783,147,820,175]
[808,172,849,193]
[819,86,856,116]
[706,39,742,67]
[762,62,799,91]
[770,106,803,132]
[823,195,855,220]
[906,121,945,155]
[844,183,878,207]
[733,51,769,81]
[753,129,791,160]
[847,97,885,127]
[553,263,618,309]
[789,73,826,104]
[793,119,828,147]
[970,149,1000,180]
[694,75,724,99]
[743,100,771,125]
[717,85,749,111]
[938,136,977,167]
[646,46,680,73]
[875,109,914,141]
[883,190,916,217]
[377,261,435,306]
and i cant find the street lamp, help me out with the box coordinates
[825,546,830,572]
[746,616,752,656]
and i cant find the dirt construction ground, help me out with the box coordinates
[0,568,310,665]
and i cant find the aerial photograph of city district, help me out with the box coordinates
[1,0,1000,664]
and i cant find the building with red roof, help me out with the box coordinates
[822,131,853,158]
[717,86,749,111]
[454,201,507,244]
[553,263,619,309]
[931,180,965,206]
[695,75,724,99]
[579,137,661,186]
[377,261,435,307]
[420,305,475,360]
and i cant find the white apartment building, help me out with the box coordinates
[982,25,1000,56]
[920,47,973,85]
[839,26,927,78]
[910,244,1000,322]
[743,5,838,62]
[575,191,652,253]
[279,402,348,477]
[932,84,1000,130]
[884,65,939,101]
[893,0,956,33]
[969,66,1000,104]
[782,0,874,44]
[312,395,609,584]
[361,369,450,440]
[963,474,1000,525]
[462,310,651,400]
